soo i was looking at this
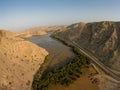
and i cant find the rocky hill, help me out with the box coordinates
[52,21,120,72]
[0,30,48,90]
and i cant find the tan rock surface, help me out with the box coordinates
[0,30,48,90]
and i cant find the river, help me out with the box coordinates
[27,33,76,69]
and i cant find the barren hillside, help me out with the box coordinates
[16,26,66,38]
[0,30,48,90]
[52,21,120,72]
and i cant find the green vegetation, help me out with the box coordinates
[72,47,81,55]
[51,35,72,47]
[32,47,90,90]
[32,55,51,87]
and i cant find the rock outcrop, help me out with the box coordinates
[0,30,48,90]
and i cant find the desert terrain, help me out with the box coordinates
[52,21,120,72]
[0,30,48,90]
[16,26,66,38]
[52,21,120,90]
[1,21,120,90]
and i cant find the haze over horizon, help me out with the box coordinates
[0,0,120,31]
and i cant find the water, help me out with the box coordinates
[27,33,76,68]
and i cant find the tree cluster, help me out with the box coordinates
[32,49,90,90]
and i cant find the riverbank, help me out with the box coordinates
[49,65,99,90]
[0,30,48,90]
[27,33,76,69]
[31,33,100,90]
[32,49,96,90]
[51,32,120,90]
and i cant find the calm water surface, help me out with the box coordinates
[27,33,76,68]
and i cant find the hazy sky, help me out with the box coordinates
[0,0,120,31]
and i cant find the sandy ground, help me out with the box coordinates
[93,64,120,90]
[49,65,99,90]
[0,30,48,90]
[49,62,120,90]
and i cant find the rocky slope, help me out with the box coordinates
[52,21,120,72]
[0,30,48,90]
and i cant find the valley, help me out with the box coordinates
[1,21,120,90]
[26,33,76,69]
[27,33,99,90]
[51,21,120,90]
[1,0,120,90]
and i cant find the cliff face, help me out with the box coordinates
[0,30,48,90]
[52,21,120,72]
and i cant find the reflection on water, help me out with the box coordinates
[27,33,76,68]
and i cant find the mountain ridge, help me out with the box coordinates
[52,21,120,72]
